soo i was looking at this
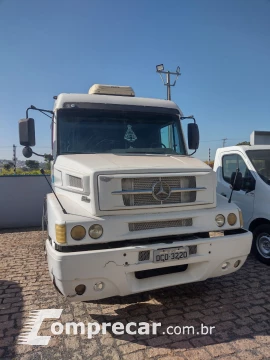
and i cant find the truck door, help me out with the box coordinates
[217,153,255,228]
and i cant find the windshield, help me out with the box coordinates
[57,109,186,155]
[246,150,270,185]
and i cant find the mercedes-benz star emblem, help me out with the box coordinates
[152,181,171,201]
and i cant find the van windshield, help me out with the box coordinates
[246,150,270,185]
[57,109,186,155]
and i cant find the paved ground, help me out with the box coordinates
[0,229,270,360]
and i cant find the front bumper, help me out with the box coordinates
[46,229,252,302]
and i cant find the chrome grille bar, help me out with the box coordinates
[121,176,200,206]
[129,218,193,231]
[112,187,206,195]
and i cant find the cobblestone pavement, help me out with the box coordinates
[0,229,270,360]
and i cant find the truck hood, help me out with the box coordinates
[55,153,211,174]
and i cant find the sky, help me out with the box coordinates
[0,0,270,162]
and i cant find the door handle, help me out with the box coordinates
[221,193,227,197]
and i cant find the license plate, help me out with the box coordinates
[153,246,189,263]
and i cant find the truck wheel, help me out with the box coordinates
[252,224,270,265]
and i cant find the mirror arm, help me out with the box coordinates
[26,105,53,119]
[189,149,197,156]
[180,115,196,123]
[24,147,53,161]
[32,150,53,161]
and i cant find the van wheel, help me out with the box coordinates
[252,224,270,265]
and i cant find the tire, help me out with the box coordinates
[252,224,270,265]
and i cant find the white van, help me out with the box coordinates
[214,131,270,265]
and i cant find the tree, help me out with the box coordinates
[25,160,40,170]
[236,141,250,146]
[44,153,52,170]
[3,163,11,171]
[205,160,214,168]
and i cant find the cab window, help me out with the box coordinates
[222,154,255,191]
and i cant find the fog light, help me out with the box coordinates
[94,282,104,291]
[234,260,241,268]
[215,214,225,227]
[228,213,237,226]
[75,284,86,295]
[89,224,103,239]
[221,262,229,270]
[71,225,86,240]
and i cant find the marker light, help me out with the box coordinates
[55,224,66,244]
[239,210,244,228]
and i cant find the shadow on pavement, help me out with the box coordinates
[88,256,270,352]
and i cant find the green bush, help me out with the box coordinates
[0,169,51,176]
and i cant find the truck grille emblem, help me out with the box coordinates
[152,181,171,201]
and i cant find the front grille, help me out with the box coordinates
[122,176,196,206]
[129,218,193,232]
[135,264,188,279]
[68,175,83,189]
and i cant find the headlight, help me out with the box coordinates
[215,214,225,227]
[89,224,103,239]
[227,213,237,226]
[238,210,244,227]
[71,225,86,240]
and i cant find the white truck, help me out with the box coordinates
[214,131,270,265]
[19,84,252,301]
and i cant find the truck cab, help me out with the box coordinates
[214,131,270,265]
[19,84,252,301]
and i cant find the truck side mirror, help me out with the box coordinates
[230,171,243,191]
[22,146,33,158]
[243,176,256,193]
[188,123,199,150]
[19,118,36,147]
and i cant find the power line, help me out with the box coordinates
[200,138,243,143]
[0,146,51,149]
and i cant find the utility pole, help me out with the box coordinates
[13,144,17,174]
[156,64,181,100]
[222,138,228,147]
[156,64,181,147]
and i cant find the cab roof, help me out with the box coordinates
[53,93,182,115]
